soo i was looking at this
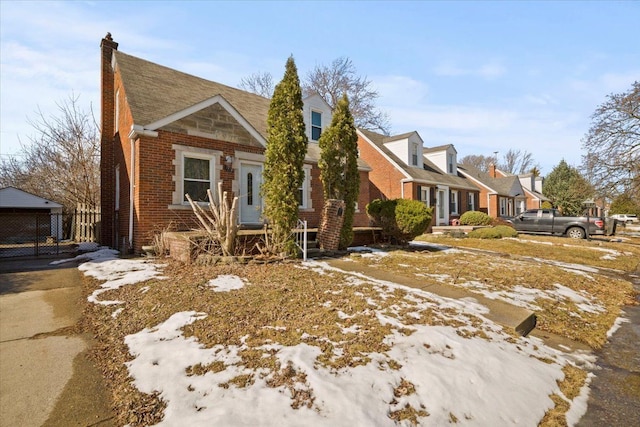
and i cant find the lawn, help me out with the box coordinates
[68,235,637,426]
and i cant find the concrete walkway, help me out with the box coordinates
[0,257,115,427]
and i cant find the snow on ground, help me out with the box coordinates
[207,275,246,292]
[76,250,600,426]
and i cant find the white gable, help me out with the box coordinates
[424,145,457,175]
[303,94,332,143]
[0,187,63,210]
[384,132,424,168]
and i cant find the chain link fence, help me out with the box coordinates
[0,212,101,258]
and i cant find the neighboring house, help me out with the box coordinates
[357,129,480,226]
[457,164,526,218]
[0,187,63,243]
[99,34,371,253]
[516,173,548,210]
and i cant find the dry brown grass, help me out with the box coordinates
[415,234,640,273]
[83,232,638,426]
[539,364,589,427]
[84,260,493,426]
[348,246,635,348]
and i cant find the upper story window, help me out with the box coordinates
[448,153,454,174]
[411,144,419,166]
[311,111,322,141]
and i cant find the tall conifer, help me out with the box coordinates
[318,94,359,249]
[262,56,308,254]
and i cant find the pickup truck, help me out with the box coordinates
[504,209,606,239]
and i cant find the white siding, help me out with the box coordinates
[302,94,332,143]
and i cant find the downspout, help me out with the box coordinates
[128,125,158,251]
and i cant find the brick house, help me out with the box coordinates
[357,129,480,226]
[457,164,527,218]
[99,34,371,253]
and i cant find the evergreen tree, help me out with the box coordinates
[262,56,308,254]
[318,94,359,249]
[609,193,640,216]
[543,160,594,216]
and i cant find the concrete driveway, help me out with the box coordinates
[0,256,115,426]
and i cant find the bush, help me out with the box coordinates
[459,211,492,226]
[494,225,518,238]
[366,198,432,244]
[468,225,518,239]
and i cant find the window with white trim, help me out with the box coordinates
[311,111,322,141]
[451,190,458,214]
[420,187,430,206]
[467,192,475,211]
[500,197,507,216]
[298,166,311,208]
[115,164,120,211]
[411,143,419,166]
[115,89,120,133]
[172,145,220,206]
[448,153,454,174]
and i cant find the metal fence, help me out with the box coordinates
[0,211,101,258]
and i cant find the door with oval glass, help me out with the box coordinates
[239,163,263,224]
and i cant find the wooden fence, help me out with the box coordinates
[73,203,101,242]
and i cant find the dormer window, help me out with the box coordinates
[311,111,322,141]
[411,143,419,166]
[448,153,454,173]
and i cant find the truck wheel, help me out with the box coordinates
[567,227,586,239]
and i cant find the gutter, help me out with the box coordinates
[127,125,158,250]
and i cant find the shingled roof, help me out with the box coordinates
[358,129,478,191]
[114,51,271,138]
[457,164,523,196]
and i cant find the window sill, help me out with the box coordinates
[299,208,315,213]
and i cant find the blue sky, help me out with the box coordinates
[1,1,638,174]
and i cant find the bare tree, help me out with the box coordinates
[0,94,100,212]
[303,57,390,135]
[238,71,274,98]
[581,81,639,200]
[499,149,539,175]
[239,57,391,135]
[459,154,494,172]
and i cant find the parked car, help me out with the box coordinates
[610,214,639,224]
[504,209,607,239]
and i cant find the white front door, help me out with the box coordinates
[239,163,263,224]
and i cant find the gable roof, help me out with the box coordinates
[423,144,456,154]
[0,187,62,209]
[358,129,478,191]
[457,164,524,196]
[114,51,271,139]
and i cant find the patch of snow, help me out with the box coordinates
[565,372,594,425]
[606,315,630,338]
[208,275,246,292]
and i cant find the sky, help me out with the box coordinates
[53,243,618,426]
[1,1,638,175]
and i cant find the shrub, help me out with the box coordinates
[494,225,518,238]
[468,228,501,239]
[468,225,518,239]
[459,211,492,226]
[366,198,432,244]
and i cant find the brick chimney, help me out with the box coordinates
[489,163,496,178]
[100,33,118,248]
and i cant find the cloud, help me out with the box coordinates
[433,61,506,79]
